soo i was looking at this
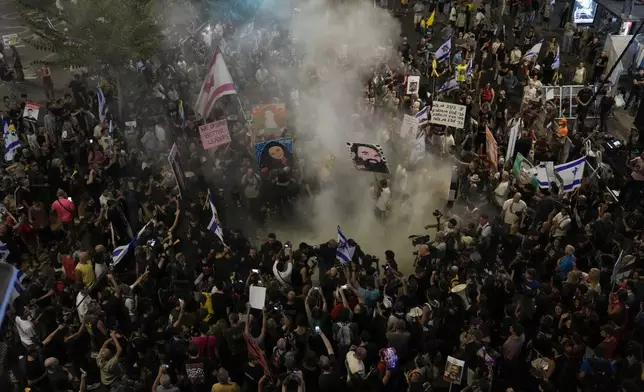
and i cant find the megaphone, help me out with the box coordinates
[450,284,471,309]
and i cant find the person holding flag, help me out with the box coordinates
[438,77,459,94]
[336,226,355,263]
[522,39,543,63]
[206,189,226,246]
[435,37,452,63]
[3,119,20,162]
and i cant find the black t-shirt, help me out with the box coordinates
[319,369,344,392]
[633,74,644,91]
[184,356,212,392]
[242,362,265,392]
[211,292,230,323]
[25,357,50,392]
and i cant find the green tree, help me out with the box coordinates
[17,0,163,69]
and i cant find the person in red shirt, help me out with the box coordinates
[51,189,75,232]
[191,323,218,361]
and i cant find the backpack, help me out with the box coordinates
[336,322,354,346]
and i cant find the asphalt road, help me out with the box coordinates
[0,0,70,104]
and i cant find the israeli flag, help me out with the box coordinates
[97,87,109,122]
[535,164,550,188]
[415,105,429,125]
[522,40,543,61]
[438,77,459,93]
[3,120,20,162]
[466,57,473,76]
[207,190,226,245]
[435,37,451,63]
[555,156,586,192]
[552,45,560,69]
[111,220,153,267]
[336,226,355,264]
[0,240,10,263]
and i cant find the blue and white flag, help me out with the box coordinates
[522,40,543,61]
[207,190,226,245]
[3,120,20,162]
[336,226,355,264]
[552,45,560,69]
[435,37,451,63]
[97,87,109,123]
[0,240,10,263]
[111,220,153,267]
[438,77,459,93]
[555,156,586,192]
[415,105,429,125]
[466,57,473,76]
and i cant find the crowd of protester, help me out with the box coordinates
[1,1,644,392]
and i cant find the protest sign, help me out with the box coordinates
[168,143,187,196]
[346,142,389,174]
[430,101,466,129]
[199,119,231,149]
[254,138,294,173]
[513,153,539,186]
[443,356,465,385]
[2,34,21,47]
[406,75,420,95]
[485,127,498,169]
[22,102,40,121]
[251,103,286,140]
[400,114,418,138]
[249,285,267,309]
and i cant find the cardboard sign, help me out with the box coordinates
[406,75,420,95]
[346,142,390,174]
[22,102,40,121]
[2,34,20,47]
[430,101,466,129]
[199,119,230,149]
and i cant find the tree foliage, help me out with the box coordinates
[18,0,163,68]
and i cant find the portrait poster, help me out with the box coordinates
[443,356,465,385]
[250,103,287,140]
[22,102,40,121]
[406,75,420,95]
[400,114,418,139]
[513,153,540,187]
[346,142,390,174]
[573,0,597,24]
[485,127,498,170]
[168,143,187,196]
[430,101,466,129]
[199,119,231,149]
[254,138,294,173]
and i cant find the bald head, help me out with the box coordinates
[513,192,522,202]
[44,357,59,370]
[160,374,172,387]
[217,368,230,383]
[354,347,367,360]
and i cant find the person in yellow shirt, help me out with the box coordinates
[200,292,214,322]
[400,0,409,14]
[211,368,241,392]
[456,59,467,83]
[75,251,96,288]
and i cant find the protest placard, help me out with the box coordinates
[430,101,466,129]
[249,285,267,309]
[199,119,231,149]
[22,102,40,121]
[2,34,20,47]
[406,76,420,95]
[400,114,418,138]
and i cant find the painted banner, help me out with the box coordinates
[250,103,286,140]
[485,127,498,170]
[199,119,231,149]
[254,138,294,173]
[346,142,390,174]
[430,101,466,129]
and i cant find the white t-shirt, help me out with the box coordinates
[155,124,166,143]
[15,316,37,347]
[502,199,527,225]
[346,351,365,376]
[551,212,571,237]
[376,187,391,212]
[494,181,510,207]
[76,291,90,321]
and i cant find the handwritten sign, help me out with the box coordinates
[199,119,230,149]
[400,114,418,138]
[430,101,466,129]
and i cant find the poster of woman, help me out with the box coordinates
[254,138,294,173]
[346,142,390,174]
[251,103,287,140]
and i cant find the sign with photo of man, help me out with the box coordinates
[22,102,40,122]
[346,142,390,174]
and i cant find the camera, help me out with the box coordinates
[409,234,431,246]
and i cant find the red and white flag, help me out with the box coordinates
[194,47,237,119]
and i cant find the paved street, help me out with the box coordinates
[0,0,71,105]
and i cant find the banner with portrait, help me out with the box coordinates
[346,142,390,174]
[251,104,287,140]
[254,138,294,173]
[443,356,465,385]
[406,76,420,95]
